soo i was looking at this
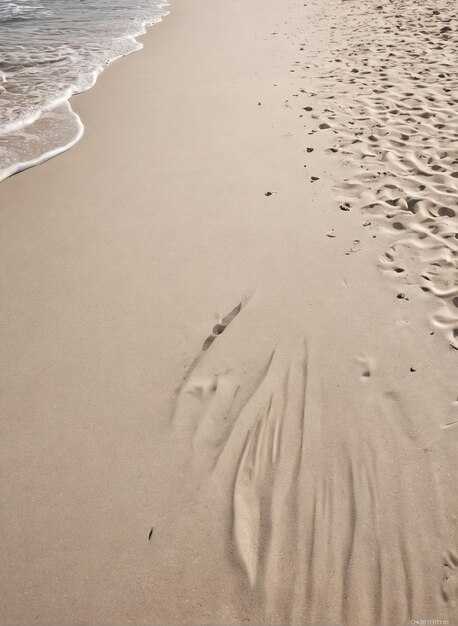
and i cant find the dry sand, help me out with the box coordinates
[0,0,457,624]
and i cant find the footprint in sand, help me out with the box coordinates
[202,303,242,351]
[306,0,458,349]
[356,356,374,380]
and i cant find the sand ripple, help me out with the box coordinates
[310,0,458,349]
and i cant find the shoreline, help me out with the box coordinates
[0,0,457,624]
[0,2,169,184]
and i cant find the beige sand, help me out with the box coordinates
[0,0,457,624]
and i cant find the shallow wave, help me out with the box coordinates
[0,0,168,182]
[0,1,46,23]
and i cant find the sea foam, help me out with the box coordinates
[0,0,168,182]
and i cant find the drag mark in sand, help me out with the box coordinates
[168,299,455,624]
[231,341,307,592]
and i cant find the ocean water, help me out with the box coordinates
[0,0,168,182]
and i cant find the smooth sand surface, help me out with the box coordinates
[0,0,457,624]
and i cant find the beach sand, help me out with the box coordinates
[0,0,457,624]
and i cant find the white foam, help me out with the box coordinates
[0,0,169,183]
[0,101,83,183]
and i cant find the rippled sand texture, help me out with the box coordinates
[309,0,458,349]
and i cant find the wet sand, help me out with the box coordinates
[0,0,457,624]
